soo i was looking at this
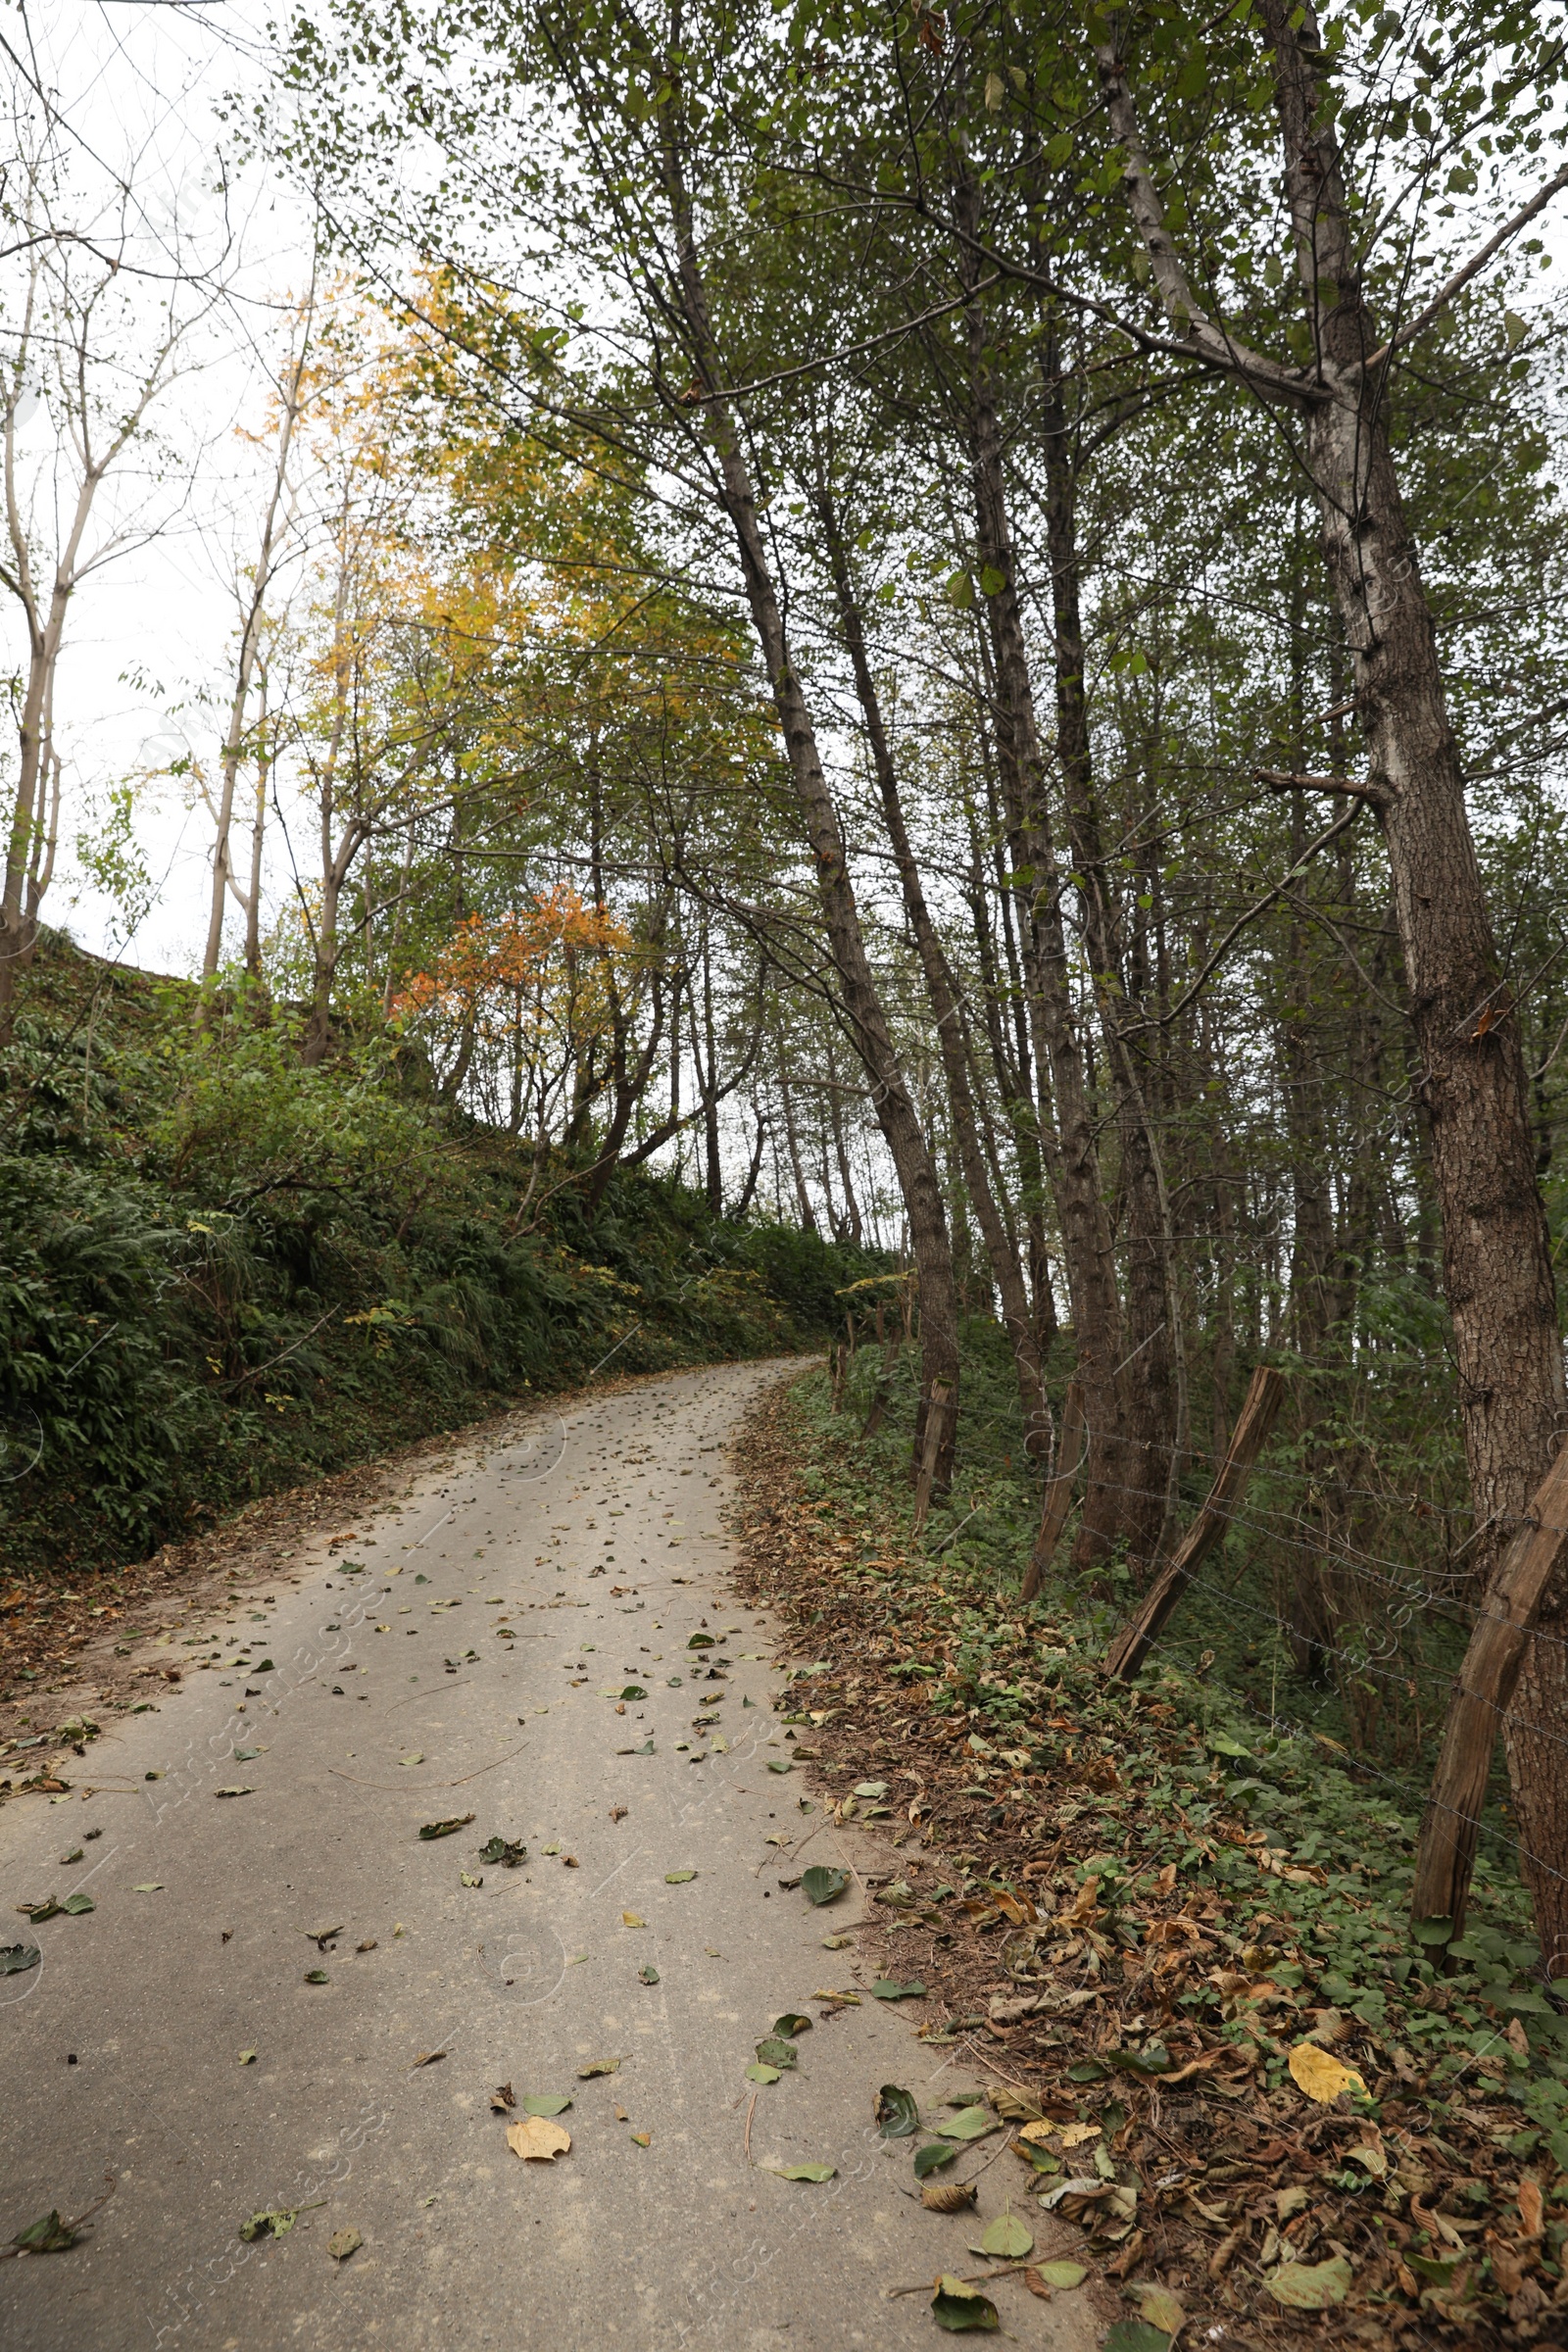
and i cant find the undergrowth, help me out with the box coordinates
[0,935,877,1586]
[735,1348,1568,2344]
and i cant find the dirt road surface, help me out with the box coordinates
[1,1359,1102,2352]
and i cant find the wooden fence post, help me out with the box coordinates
[1021,1381,1084,1604]
[911,1376,953,1538]
[1411,1441,1568,1943]
[1104,1364,1286,1681]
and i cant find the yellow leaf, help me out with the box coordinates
[1288,2042,1365,2104]
[1058,2121,1101,2148]
[1136,2284,1187,2335]
[621,1910,646,1928]
[506,2116,570,2161]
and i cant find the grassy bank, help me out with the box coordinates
[0,935,873,1584]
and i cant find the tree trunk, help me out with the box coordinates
[657,137,960,1472]
[814,473,1050,1456]
[1038,344,1176,1573]
[1258,0,1568,1945]
[956,230,1124,1563]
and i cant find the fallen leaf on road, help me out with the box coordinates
[761,2162,835,2182]
[609,1806,627,1823]
[980,2213,1033,2259]
[520,2094,571,2117]
[506,2117,570,2162]
[239,2204,317,2242]
[9,2210,81,2255]
[327,2227,362,2261]
[491,2083,515,2110]
[621,1911,646,1928]
[214,1787,255,1799]
[0,1943,40,1976]
[820,1933,854,1950]
[620,1686,648,1700]
[461,1872,483,1887]
[638,1964,660,1984]
[664,1869,697,1884]
[1102,2326,1170,2352]
[304,1924,345,1948]
[746,2062,781,2084]
[238,2049,258,2065]
[931,2276,999,2332]
[576,2058,621,2078]
[922,2180,977,2212]
[1031,2261,1087,2290]
[478,1837,526,1867]
[771,2012,811,2038]
[914,2143,957,2178]
[869,1979,925,2000]
[413,2048,448,2068]
[765,1760,792,1774]
[304,1969,329,1984]
[1287,2043,1365,2104]
[357,1938,377,1952]
[876,2084,919,2138]
[801,1865,847,1906]
[755,2037,798,2070]
[417,1814,475,1840]
[1133,2284,1186,2335]
[1265,2254,1352,2310]
[1054,2121,1101,2148]
[935,2107,997,2142]
[131,1884,163,1894]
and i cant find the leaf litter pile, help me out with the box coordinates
[730,1376,1568,2351]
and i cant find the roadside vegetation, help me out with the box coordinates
[0,936,874,1587]
[735,1350,1568,2344]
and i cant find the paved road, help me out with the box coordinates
[1,1360,1101,2351]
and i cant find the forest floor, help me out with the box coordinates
[726,1369,1568,2352]
[0,1358,1106,2352]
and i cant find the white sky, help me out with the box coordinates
[3,0,312,976]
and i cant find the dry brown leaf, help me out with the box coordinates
[1022,2268,1052,2300]
[506,2116,570,2162]
[1059,1876,1102,1927]
[921,2180,978,2213]
[1287,2042,1365,2104]
[1519,2178,1545,2238]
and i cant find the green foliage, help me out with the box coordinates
[782,1337,1562,2144]
[0,940,878,1583]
